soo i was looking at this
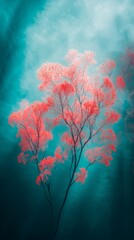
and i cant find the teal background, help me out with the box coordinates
[0,1,134,239]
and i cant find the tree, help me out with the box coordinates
[8,49,125,239]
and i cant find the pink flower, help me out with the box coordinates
[17,152,28,164]
[102,77,113,88]
[35,175,42,185]
[105,110,120,124]
[116,76,126,89]
[54,147,63,162]
[53,81,75,96]
[65,49,79,63]
[101,129,117,142]
[83,100,99,115]
[75,168,88,184]
[99,60,116,74]
[62,132,74,146]
[83,51,96,65]
[37,63,65,89]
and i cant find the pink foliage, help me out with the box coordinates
[82,100,99,115]
[54,147,63,162]
[64,65,77,80]
[85,143,116,166]
[101,78,116,107]
[107,144,116,152]
[37,146,67,184]
[45,96,54,109]
[83,51,96,65]
[9,111,22,126]
[35,175,42,185]
[65,49,79,63]
[105,110,120,124]
[53,115,62,126]
[38,63,66,90]
[65,49,96,66]
[101,129,117,142]
[36,170,51,185]
[103,88,116,107]
[39,156,55,171]
[85,147,102,163]
[102,77,114,88]
[61,132,74,146]
[99,60,116,74]
[53,81,75,96]
[116,76,126,89]
[75,168,88,183]
[101,154,113,166]
[9,101,53,159]
[63,109,82,125]
[63,110,73,122]
[92,80,116,107]
[18,152,29,164]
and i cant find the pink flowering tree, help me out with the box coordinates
[8,49,126,239]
